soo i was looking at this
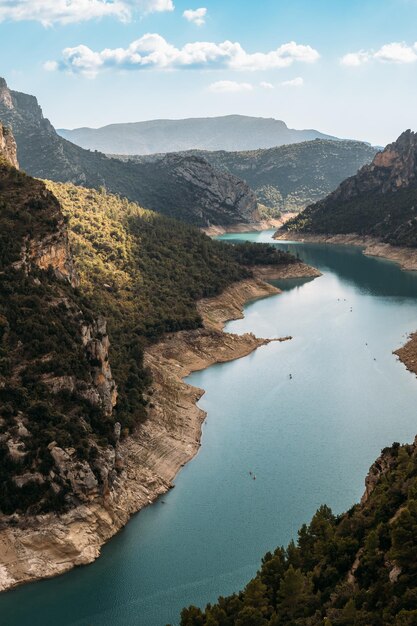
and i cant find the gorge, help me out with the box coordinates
[2,232,417,625]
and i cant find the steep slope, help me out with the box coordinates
[0,129,300,519]
[0,127,313,588]
[178,435,417,626]
[122,140,377,215]
[58,115,337,155]
[282,130,417,246]
[0,144,119,517]
[0,78,257,227]
[0,122,18,168]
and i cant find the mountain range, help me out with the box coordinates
[58,115,337,155]
[122,140,377,214]
[0,78,257,227]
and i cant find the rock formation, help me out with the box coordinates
[281,130,417,246]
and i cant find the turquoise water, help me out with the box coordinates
[3,231,417,626]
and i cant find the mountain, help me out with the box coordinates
[0,126,298,518]
[282,130,417,246]
[178,438,417,625]
[0,78,257,227]
[121,140,377,215]
[58,115,338,155]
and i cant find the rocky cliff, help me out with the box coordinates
[0,145,121,518]
[0,77,257,227]
[282,130,417,246]
[0,122,18,168]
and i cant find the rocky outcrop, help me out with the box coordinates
[0,264,319,592]
[158,153,258,225]
[0,77,258,227]
[0,122,18,168]
[81,317,118,416]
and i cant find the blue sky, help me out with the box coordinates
[1,0,417,145]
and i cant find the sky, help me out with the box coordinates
[1,0,417,145]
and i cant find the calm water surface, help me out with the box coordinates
[3,231,417,626]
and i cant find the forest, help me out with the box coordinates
[178,441,417,625]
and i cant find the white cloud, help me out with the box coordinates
[43,60,59,71]
[340,51,370,67]
[48,34,320,76]
[260,81,274,89]
[341,42,417,67]
[0,0,174,26]
[375,42,417,63]
[208,80,253,93]
[183,7,206,26]
[281,77,304,87]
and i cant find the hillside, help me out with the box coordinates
[0,78,257,227]
[0,127,298,518]
[121,140,377,215]
[58,115,337,155]
[178,438,417,625]
[282,130,417,246]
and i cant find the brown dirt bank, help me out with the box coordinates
[203,213,298,237]
[273,231,417,272]
[0,263,317,592]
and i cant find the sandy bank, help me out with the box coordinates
[0,263,317,592]
[273,231,417,272]
[203,213,298,237]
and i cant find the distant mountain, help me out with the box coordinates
[120,140,377,214]
[57,115,338,155]
[283,130,417,246]
[0,78,257,227]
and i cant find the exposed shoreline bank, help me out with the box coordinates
[0,261,318,593]
[273,231,417,272]
[203,213,298,237]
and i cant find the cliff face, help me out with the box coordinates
[0,142,120,517]
[282,130,417,246]
[0,122,18,168]
[0,77,257,227]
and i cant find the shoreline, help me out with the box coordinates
[0,261,318,593]
[273,231,417,272]
[203,213,298,237]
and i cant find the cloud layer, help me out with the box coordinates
[341,42,417,66]
[0,0,174,25]
[48,34,320,76]
[183,7,206,26]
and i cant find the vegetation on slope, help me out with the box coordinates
[0,162,113,515]
[178,440,417,625]
[121,140,377,216]
[0,158,296,517]
[283,131,417,247]
[284,185,417,247]
[46,182,297,432]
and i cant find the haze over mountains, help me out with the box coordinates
[58,115,338,156]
